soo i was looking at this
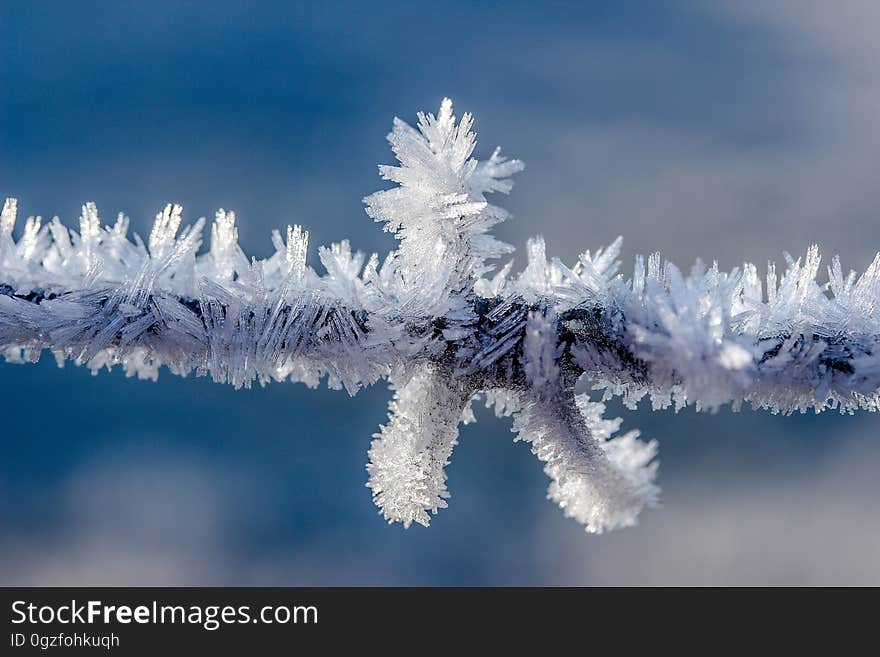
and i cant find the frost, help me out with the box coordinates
[2,99,880,534]
[366,364,471,528]
[511,393,659,534]
[363,98,523,319]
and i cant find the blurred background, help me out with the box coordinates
[3,0,880,585]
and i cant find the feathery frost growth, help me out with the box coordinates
[2,99,880,533]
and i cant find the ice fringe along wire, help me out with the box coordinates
[2,98,879,533]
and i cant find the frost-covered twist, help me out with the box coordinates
[2,99,879,533]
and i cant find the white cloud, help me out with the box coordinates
[530,433,880,585]
[490,0,880,274]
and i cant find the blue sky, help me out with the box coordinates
[2,1,880,584]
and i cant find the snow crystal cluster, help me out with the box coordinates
[2,99,879,533]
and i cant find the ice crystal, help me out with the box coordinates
[2,99,880,533]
